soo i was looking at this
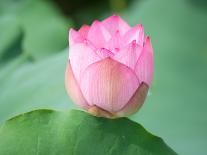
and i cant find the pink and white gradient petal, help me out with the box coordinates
[124,24,144,46]
[80,58,139,113]
[69,28,84,46]
[66,15,154,118]
[78,25,90,38]
[96,48,114,59]
[102,15,130,35]
[87,20,111,48]
[105,30,123,52]
[69,42,101,83]
[116,83,148,117]
[65,62,90,109]
[135,36,154,86]
[113,41,143,70]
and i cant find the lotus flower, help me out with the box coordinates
[65,15,153,118]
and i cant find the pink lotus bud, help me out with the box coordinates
[65,15,153,118]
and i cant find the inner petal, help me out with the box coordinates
[96,48,114,59]
[113,41,143,70]
[102,15,131,35]
[104,31,123,53]
[124,24,144,46]
[87,20,111,48]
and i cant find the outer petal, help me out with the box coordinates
[69,42,101,83]
[116,83,148,117]
[78,24,90,38]
[124,24,144,46]
[87,20,111,48]
[102,15,130,35]
[135,36,154,86]
[69,28,84,46]
[80,58,139,112]
[65,62,89,109]
[113,41,142,70]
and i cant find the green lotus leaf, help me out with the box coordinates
[0,109,177,155]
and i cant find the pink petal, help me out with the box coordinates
[113,41,142,70]
[65,62,89,109]
[105,30,123,52]
[87,20,111,48]
[80,58,139,112]
[102,15,130,35]
[96,48,114,59]
[69,28,84,46]
[124,24,144,46]
[78,25,90,38]
[135,36,154,86]
[116,83,148,117]
[69,42,101,83]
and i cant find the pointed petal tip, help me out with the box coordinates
[69,28,80,46]
[145,36,151,43]
[78,25,90,37]
[136,24,143,29]
[69,27,75,31]
[92,20,101,25]
[123,24,144,46]
[102,15,130,35]
[131,40,137,45]
[107,14,121,20]
[137,24,144,33]
[69,28,77,34]
[110,15,127,23]
[69,28,76,38]
[79,24,89,29]
[88,20,111,48]
[144,36,153,54]
[109,15,128,24]
[112,15,123,20]
[135,35,154,86]
[139,23,143,27]
[112,14,119,17]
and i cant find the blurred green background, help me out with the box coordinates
[0,0,207,154]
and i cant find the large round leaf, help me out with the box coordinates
[0,109,177,155]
